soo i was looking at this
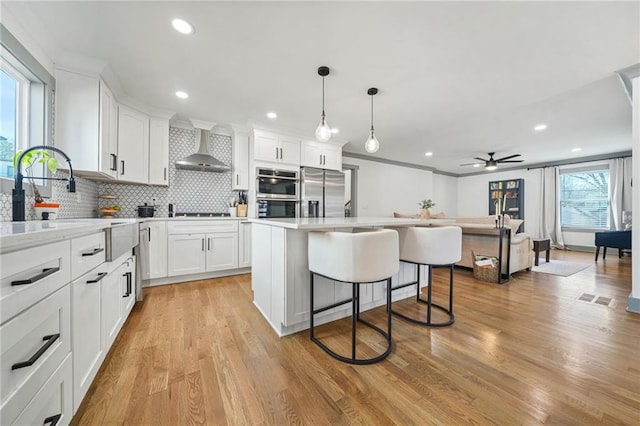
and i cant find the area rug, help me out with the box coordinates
[531,260,592,277]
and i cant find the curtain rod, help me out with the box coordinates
[526,151,632,171]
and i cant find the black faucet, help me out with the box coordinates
[13,145,76,222]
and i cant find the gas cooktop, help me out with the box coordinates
[174,212,231,217]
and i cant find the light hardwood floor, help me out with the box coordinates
[72,250,639,425]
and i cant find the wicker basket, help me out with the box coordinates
[472,251,499,283]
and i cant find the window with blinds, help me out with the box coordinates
[560,167,609,230]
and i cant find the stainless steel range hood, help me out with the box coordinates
[175,121,230,172]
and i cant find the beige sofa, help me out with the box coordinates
[431,216,534,275]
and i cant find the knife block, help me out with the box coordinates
[237,204,247,217]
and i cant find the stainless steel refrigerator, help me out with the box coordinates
[300,167,345,218]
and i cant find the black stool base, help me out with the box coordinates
[310,272,393,365]
[391,263,455,327]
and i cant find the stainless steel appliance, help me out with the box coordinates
[257,199,298,218]
[256,168,299,199]
[300,167,345,218]
[256,167,299,218]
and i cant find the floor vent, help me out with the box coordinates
[577,293,614,307]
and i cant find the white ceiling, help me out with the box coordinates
[3,1,639,175]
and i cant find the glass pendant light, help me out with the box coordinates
[364,87,380,153]
[315,66,332,142]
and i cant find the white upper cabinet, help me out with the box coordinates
[148,118,169,186]
[117,105,149,183]
[300,141,342,171]
[231,125,250,190]
[253,130,300,166]
[55,68,118,179]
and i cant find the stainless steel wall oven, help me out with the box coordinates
[256,168,299,218]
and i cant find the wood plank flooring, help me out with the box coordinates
[72,250,640,425]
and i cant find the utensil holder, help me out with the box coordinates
[229,207,237,217]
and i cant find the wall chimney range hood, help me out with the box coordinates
[175,120,230,172]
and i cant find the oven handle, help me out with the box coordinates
[256,195,299,201]
[256,174,299,181]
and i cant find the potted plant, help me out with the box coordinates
[419,199,436,219]
[13,149,60,218]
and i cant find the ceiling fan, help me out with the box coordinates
[460,152,523,170]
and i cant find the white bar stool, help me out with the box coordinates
[308,229,399,364]
[392,226,462,327]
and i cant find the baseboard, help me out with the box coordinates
[564,245,595,253]
[627,294,640,314]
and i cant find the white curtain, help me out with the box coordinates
[538,167,565,248]
[609,157,633,230]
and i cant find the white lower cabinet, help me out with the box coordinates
[167,221,239,277]
[147,222,167,279]
[11,354,73,426]
[0,285,71,425]
[101,262,124,351]
[71,266,107,411]
[239,222,252,268]
[167,234,207,276]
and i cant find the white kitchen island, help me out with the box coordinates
[248,217,440,336]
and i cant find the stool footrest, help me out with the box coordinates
[313,297,354,315]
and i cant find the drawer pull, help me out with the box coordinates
[11,334,60,370]
[11,267,60,286]
[87,272,108,284]
[81,247,105,257]
[44,414,62,426]
[43,414,62,426]
[123,271,132,297]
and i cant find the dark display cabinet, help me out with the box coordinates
[489,179,524,220]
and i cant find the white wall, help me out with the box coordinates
[345,157,433,217]
[432,173,458,216]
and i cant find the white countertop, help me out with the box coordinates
[247,217,454,230]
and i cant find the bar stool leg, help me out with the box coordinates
[449,264,454,316]
[310,272,315,340]
[387,278,392,340]
[426,265,433,324]
[352,284,357,360]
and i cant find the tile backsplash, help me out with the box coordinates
[0,127,234,221]
[98,127,234,218]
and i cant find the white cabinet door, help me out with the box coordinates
[279,135,301,165]
[238,222,251,268]
[101,264,123,351]
[253,132,280,162]
[121,257,136,318]
[148,222,168,279]
[205,233,238,272]
[300,141,342,170]
[117,105,149,183]
[321,143,342,171]
[99,81,118,178]
[148,118,169,186]
[300,141,324,168]
[71,267,106,411]
[232,130,249,190]
[167,234,207,276]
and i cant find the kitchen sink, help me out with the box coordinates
[105,222,139,261]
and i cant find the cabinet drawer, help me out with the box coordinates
[71,232,106,280]
[8,353,72,426]
[0,285,71,423]
[167,220,238,234]
[1,240,71,324]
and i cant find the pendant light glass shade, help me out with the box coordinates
[315,66,332,142]
[364,87,380,153]
[365,129,380,153]
[315,113,332,142]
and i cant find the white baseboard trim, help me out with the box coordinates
[142,267,251,287]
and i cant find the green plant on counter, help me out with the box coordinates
[13,149,58,204]
[419,199,436,209]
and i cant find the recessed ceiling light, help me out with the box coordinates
[266,112,277,119]
[331,128,339,134]
[175,91,189,99]
[473,164,481,168]
[172,18,194,35]
[534,124,548,132]
[572,147,582,152]
[424,152,433,157]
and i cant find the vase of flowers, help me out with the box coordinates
[419,199,436,219]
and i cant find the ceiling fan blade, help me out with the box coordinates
[496,154,521,162]
[473,157,488,162]
[498,160,524,163]
[459,162,484,166]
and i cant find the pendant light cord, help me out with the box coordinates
[370,93,375,131]
[322,77,326,118]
